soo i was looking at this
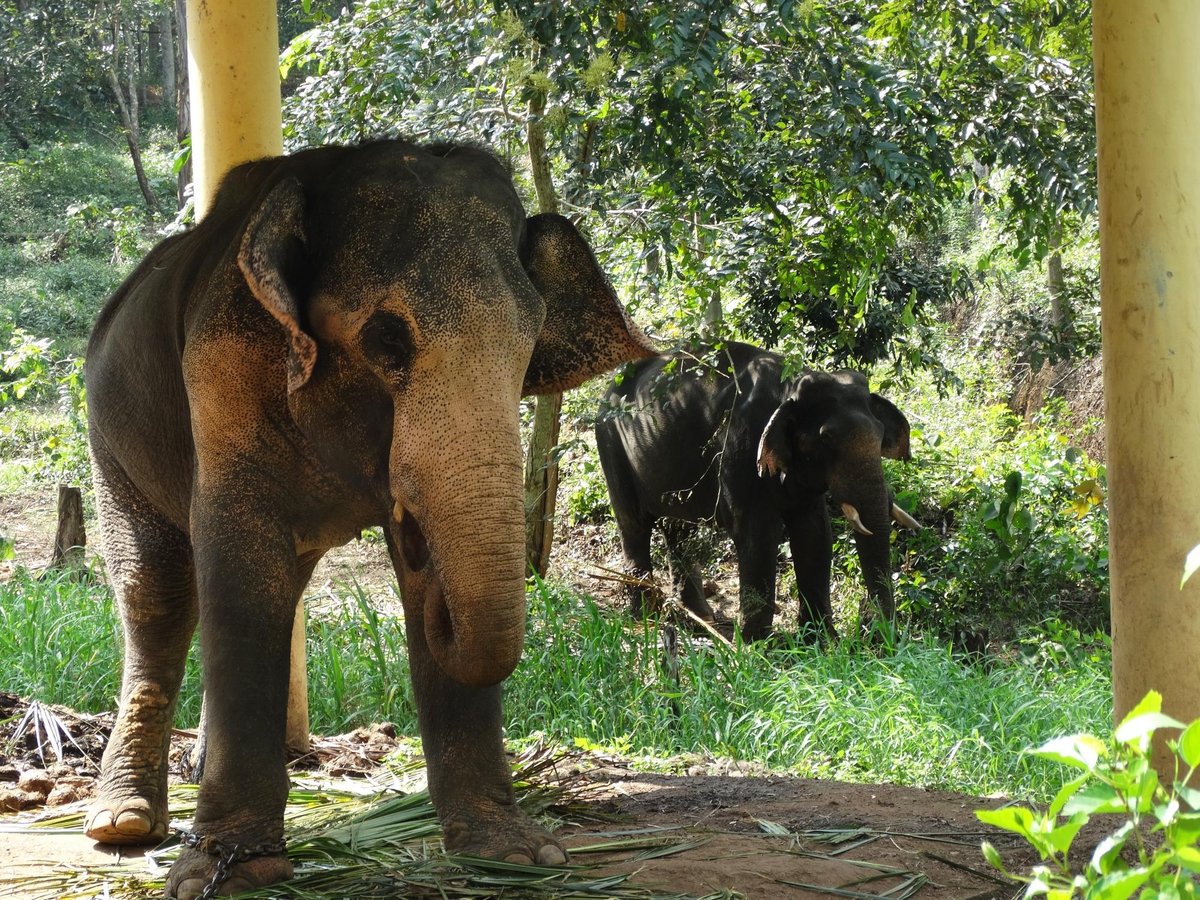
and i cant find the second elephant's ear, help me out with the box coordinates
[521,214,656,395]
[238,176,317,395]
[757,399,797,478]
[870,394,912,461]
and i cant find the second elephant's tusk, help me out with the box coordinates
[892,502,922,531]
[393,500,405,523]
[840,503,873,536]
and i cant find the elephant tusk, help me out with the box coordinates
[393,500,405,523]
[840,502,873,536]
[892,502,922,531]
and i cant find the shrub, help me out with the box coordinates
[978,690,1200,897]
[889,374,1109,643]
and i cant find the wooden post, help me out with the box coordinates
[50,485,86,569]
[1095,0,1200,771]
[185,0,308,754]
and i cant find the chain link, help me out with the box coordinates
[173,827,287,900]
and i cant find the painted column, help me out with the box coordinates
[1094,0,1200,767]
[185,0,283,217]
[186,0,308,753]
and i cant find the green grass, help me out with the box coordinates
[0,566,1111,804]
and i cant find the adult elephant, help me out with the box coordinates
[595,342,917,641]
[83,139,654,898]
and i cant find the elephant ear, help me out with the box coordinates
[521,214,657,395]
[238,176,317,395]
[870,394,912,461]
[757,398,798,478]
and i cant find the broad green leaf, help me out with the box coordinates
[1047,812,1087,855]
[976,806,1035,838]
[1090,821,1134,874]
[1177,785,1200,811]
[1048,772,1092,817]
[1121,691,1164,724]
[1156,798,1181,827]
[1004,470,1022,500]
[1116,712,1185,745]
[1090,867,1151,900]
[1180,719,1200,768]
[1168,811,1200,845]
[1035,734,1106,770]
[1063,782,1124,816]
[1174,845,1200,872]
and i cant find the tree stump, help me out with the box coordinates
[50,485,86,569]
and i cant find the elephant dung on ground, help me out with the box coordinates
[83,138,655,898]
[595,341,918,641]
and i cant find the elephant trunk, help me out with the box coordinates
[833,472,896,626]
[392,419,529,689]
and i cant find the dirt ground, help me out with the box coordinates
[0,698,1054,900]
[0,483,1093,898]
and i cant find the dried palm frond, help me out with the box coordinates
[4,699,90,765]
[3,749,718,900]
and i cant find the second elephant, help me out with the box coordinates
[595,342,917,641]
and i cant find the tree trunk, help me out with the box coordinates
[523,92,564,578]
[174,0,191,209]
[160,9,176,110]
[1047,226,1067,330]
[51,485,86,569]
[102,4,160,213]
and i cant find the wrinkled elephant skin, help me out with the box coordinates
[82,139,654,898]
[595,342,912,641]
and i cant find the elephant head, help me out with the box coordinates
[756,369,914,625]
[236,141,654,687]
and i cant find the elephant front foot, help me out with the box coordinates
[166,840,293,899]
[442,804,568,866]
[85,793,167,845]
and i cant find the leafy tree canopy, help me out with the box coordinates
[266,1,1095,376]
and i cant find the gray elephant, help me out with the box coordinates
[595,342,917,641]
[82,138,654,898]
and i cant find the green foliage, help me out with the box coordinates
[979,691,1200,898]
[0,330,90,482]
[0,567,202,722]
[558,435,610,525]
[281,0,1093,374]
[508,579,1109,800]
[890,369,1108,641]
[305,582,415,732]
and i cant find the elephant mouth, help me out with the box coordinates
[393,501,431,571]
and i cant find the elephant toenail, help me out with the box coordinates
[503,851,535,864]
[536,845,568,865]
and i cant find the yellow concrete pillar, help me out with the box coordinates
[1095,0,1200,763]
[186,0,308,754]
[185,0,283,217]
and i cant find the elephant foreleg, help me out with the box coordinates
[661,521,715,622]
[732,526,780,641]
[85,444,197,847]
[786,501,836,641]
[164,486,300,900]
[385,527,566,865]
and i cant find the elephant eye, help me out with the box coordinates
[362,312,414,369]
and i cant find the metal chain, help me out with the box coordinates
[173,827,287,900]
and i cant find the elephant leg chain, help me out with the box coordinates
[172,827,287,900]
